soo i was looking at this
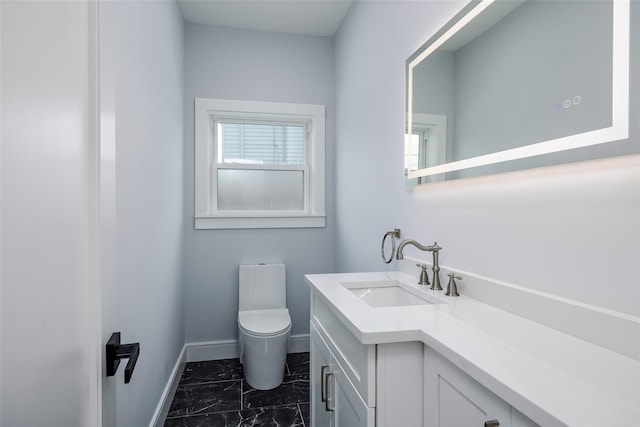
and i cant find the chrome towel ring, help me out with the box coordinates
[381,229,401,263]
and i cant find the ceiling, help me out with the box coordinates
[177,0,353,37]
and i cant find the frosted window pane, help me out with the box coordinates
[217,169,304,210]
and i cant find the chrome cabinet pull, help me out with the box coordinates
[320,365,328,402]
[324,372,335,411]
[484,421,499,427]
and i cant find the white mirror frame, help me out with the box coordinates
[406,0,630,180]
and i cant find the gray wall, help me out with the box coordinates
[333,0,466,271]
[334,0,639,322]
[110,2,185,425]
[183,24,336,343]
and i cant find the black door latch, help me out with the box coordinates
[106,332,140,384]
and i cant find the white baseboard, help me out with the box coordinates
[288,334,311,354]
[149,345,186,427]
[186,339,239,362]
[185,334,310,363]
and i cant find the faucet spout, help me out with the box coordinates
[396,239,443,291]
[396,239,439,260]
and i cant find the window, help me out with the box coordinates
[195,98,326,229]
[405,113,447,184]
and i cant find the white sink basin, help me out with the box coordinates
[342,280,446,308]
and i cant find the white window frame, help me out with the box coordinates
[195,98,326,229]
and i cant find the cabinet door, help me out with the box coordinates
[334,362,375,427]
[511,407,539,427]
[425,347,511,427]
[311,326,333,427]
[311,324,374,427]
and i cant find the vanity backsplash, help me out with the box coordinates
[398,256,639,360]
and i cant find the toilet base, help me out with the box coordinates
[239,328,290,390]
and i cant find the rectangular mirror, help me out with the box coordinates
[405,0,632,184]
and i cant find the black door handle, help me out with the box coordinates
[106,332,140,384]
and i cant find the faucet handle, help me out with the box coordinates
[416,263,430,286]
[445,273,462,297]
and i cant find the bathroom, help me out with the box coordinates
[1,0,638,426]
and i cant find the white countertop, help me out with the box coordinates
[305,271,640,427]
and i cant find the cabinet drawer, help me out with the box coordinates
[312,293,376,406]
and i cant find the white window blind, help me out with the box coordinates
[216,122,306,165]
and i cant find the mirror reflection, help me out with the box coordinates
[405,0,631,184]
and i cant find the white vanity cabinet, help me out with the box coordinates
[310,293,425,427]
[424,346,538,427]
[306,272,640,427]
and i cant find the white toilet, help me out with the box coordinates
[237,263,292,390]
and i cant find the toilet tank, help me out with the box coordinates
[239,264,286,311]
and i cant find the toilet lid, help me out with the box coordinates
[238,308,291,337]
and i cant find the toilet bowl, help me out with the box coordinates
[237,264,291,390]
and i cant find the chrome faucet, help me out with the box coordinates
[396,240,443,291]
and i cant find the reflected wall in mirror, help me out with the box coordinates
[405,0,634,184]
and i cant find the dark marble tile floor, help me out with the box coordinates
[164,352,310,427]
